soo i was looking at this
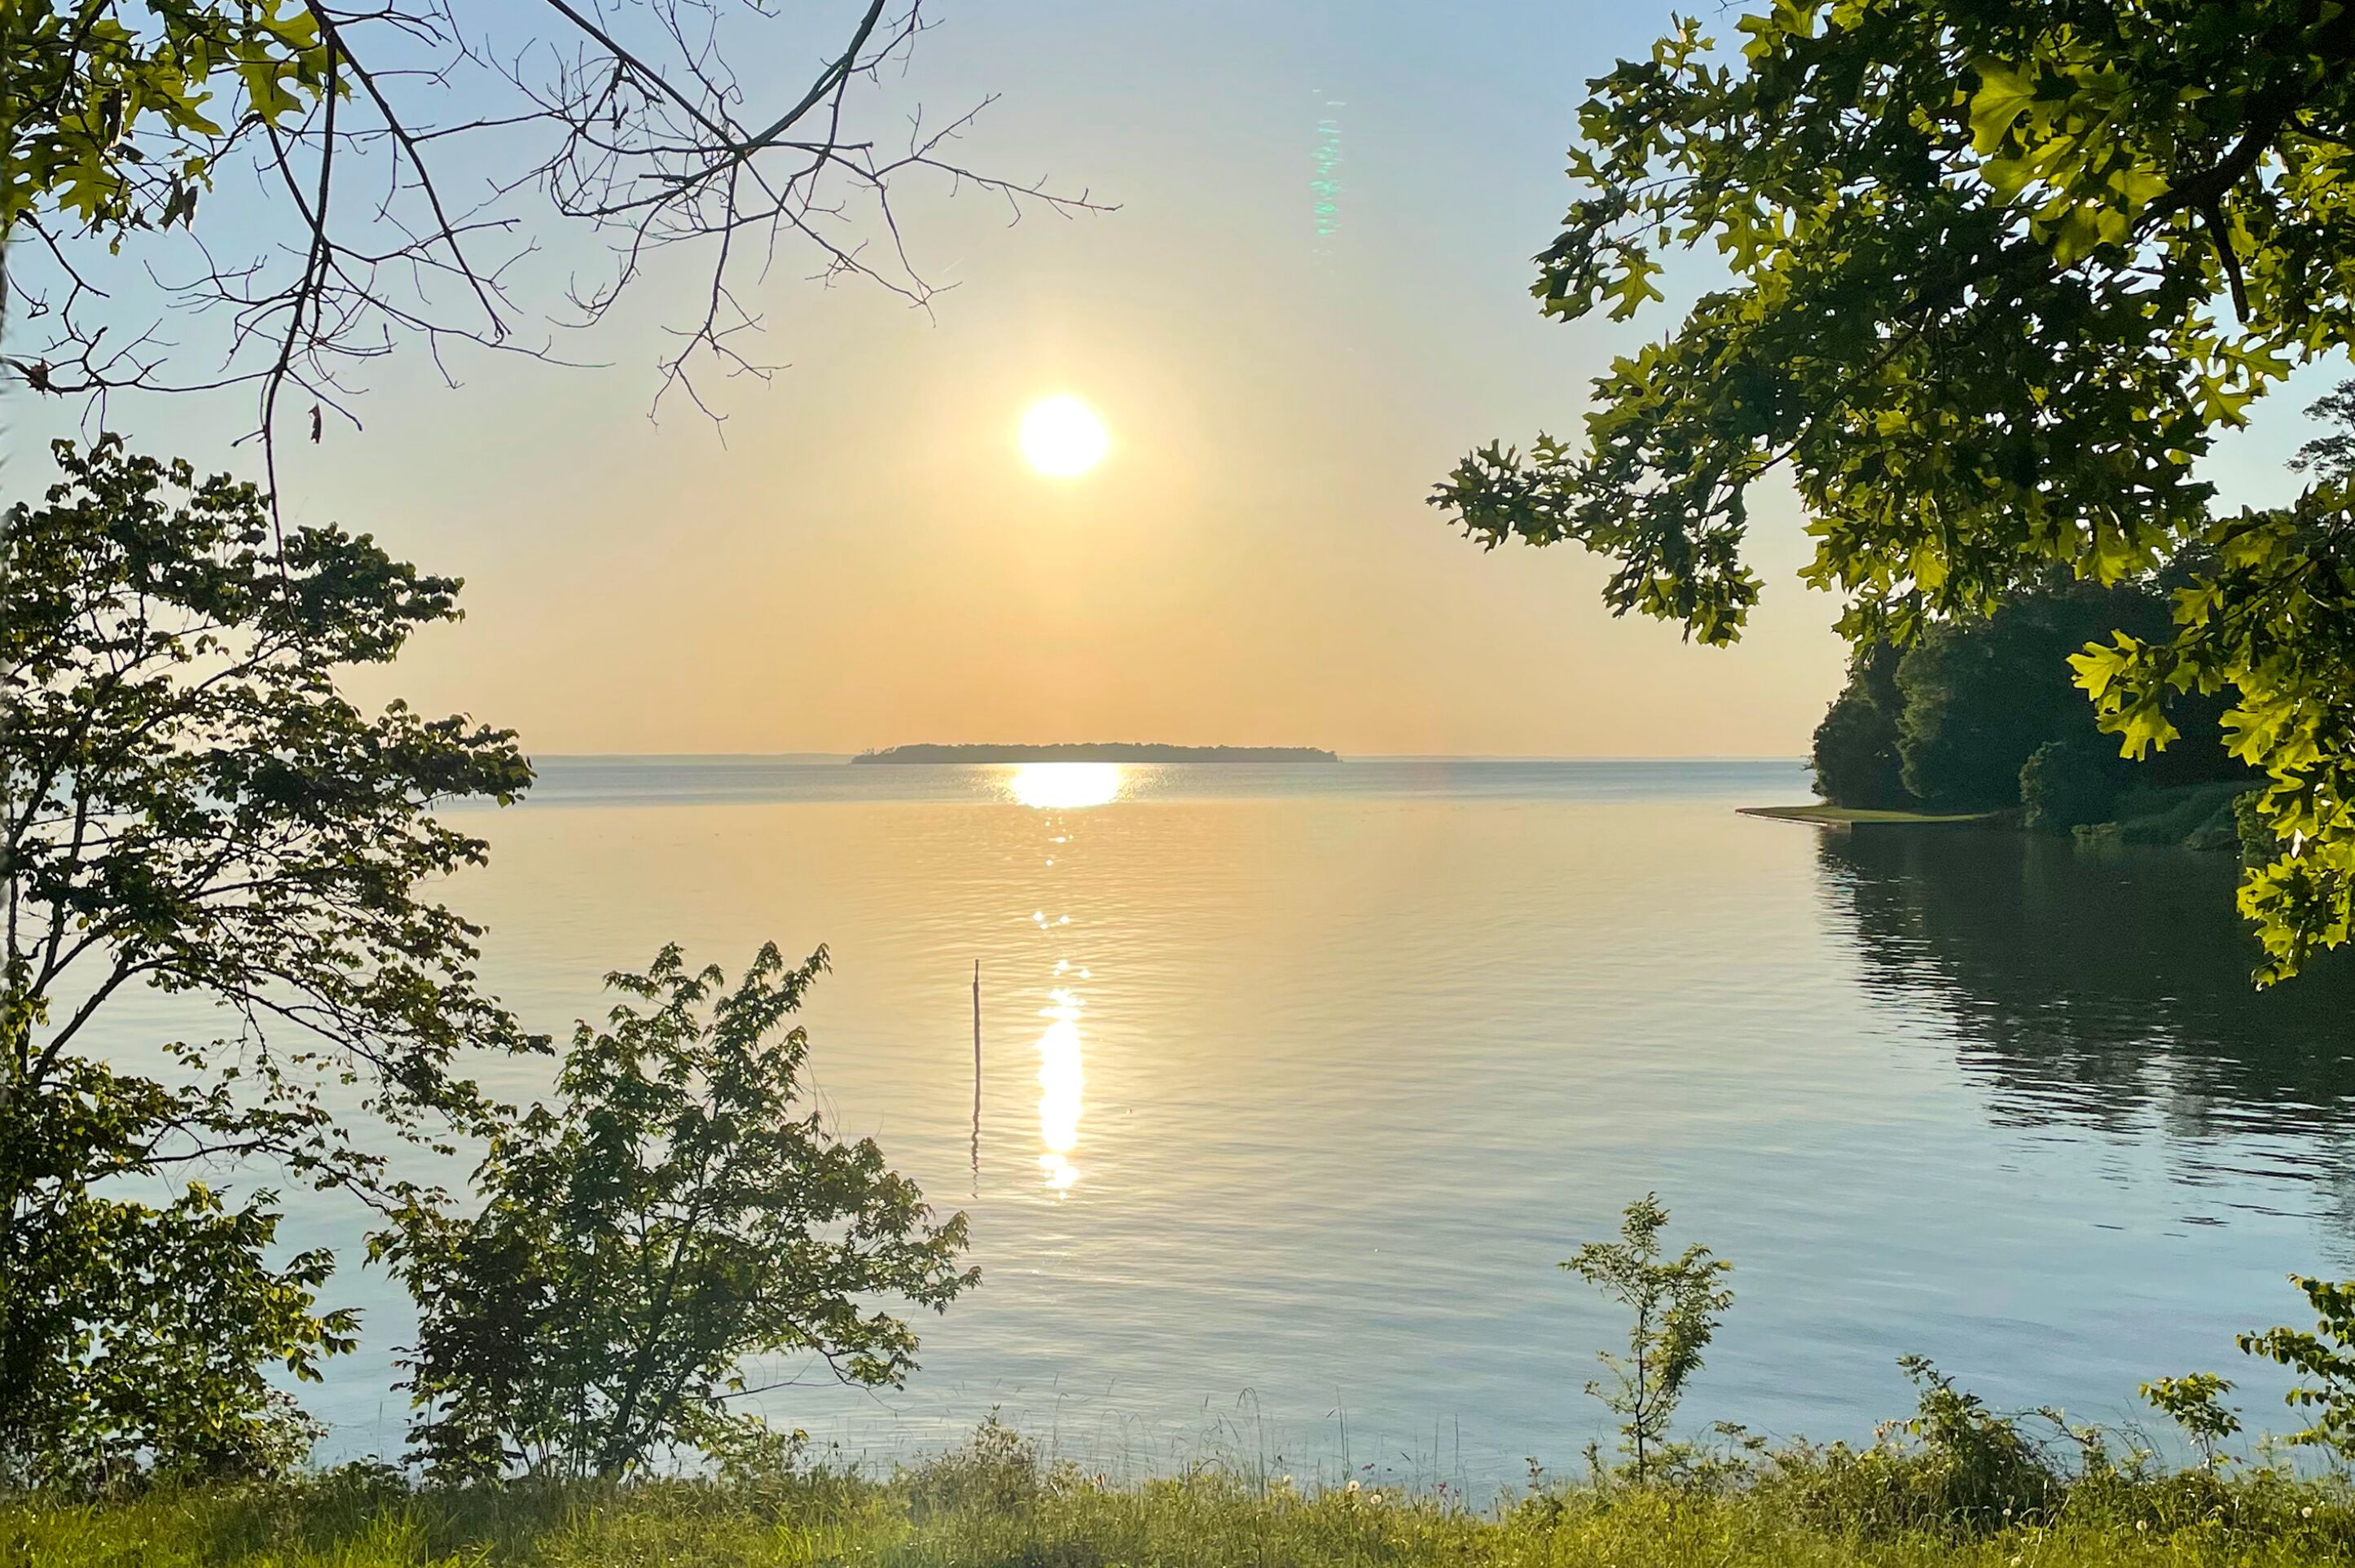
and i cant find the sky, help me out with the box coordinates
[7,0,2346,758]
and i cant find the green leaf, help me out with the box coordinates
[1968,60,2036,154]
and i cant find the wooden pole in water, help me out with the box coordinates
[970,960,982,1188]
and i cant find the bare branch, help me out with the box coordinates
[3,0,1115,475]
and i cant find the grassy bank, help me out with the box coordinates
[2077,782,2248,852]
[12,1437,2355,1568]
[1744,782,2253,851]
[1739,803,2001,827]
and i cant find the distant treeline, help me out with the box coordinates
[1812,576,2252,834]
[852,744,1342,764]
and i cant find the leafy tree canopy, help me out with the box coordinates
[1,435,534,1485]
[374,942,976,1484]
[0,1056,357,1491]
[1431,0,2355,981]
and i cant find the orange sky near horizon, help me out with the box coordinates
[8,0,2341,760]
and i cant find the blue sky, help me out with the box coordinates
[7,0,2341,756]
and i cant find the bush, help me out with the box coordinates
[904,1416,1050,1520]
[1760,1358,2073,1538]
[374,944,976,1483]
[1,1061,355,1491]
[2020,740,2124,834]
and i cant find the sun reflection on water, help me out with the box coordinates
[1035,989,1085,1192]
[1008,762,1123,810]
[1002,766,1115,1194]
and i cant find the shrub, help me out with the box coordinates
[1762,1359,2069,1537]
[2240,1276,2355,1459]
[2142,1373,2242,1469]
[2020,740,2124,834]
[374,944,977,1482]
[904,1416,1049,1520]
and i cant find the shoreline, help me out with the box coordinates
[1742,779,2249,853]
[1738,802,2001,830]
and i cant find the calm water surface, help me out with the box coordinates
[192,759,2355,1482]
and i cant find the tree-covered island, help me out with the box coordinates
[852,744,1342,763]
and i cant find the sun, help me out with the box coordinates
[1018,395,1109,477]
[1008,762,1123,810]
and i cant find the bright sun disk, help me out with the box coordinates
[1019,395,1109,477]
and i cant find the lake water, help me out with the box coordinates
[200,758,2355,1483]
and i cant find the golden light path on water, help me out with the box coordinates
[1004,763,1126,1195]
[1035,990,1085,1192]
[1008,762,1123,810]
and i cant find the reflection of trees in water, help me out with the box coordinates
[1821,829,2355,1143]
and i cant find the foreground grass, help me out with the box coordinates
[12,1454,2355,1568]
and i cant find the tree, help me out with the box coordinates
[1430,1,2355,981]
[1811,641,1913,810]
[1,434,534,1484]
[2,2,1101,472]
[2018,740,2124,835]
[1893,582,2169,810]
[0,1060,358,1491]
[2291,380,2355,488]
[375,942,976,1483]
[1562,1192,1732,1482]
[1811,578,2243,811]
[2141,1372,2242,1471]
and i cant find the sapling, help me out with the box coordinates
[2141,1373,2242,1471]
[1563,1193,1733,1482]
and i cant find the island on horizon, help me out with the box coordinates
[851,742,1341,764]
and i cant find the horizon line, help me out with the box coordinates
[525,751,1812,763]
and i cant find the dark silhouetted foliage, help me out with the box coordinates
[1809,581,2247,814]
[1811,644,1913,810]
[2019,741,2129,835]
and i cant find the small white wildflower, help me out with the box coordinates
[1347,1478,1360,1492]
[2304,1506,2316,1519]
[1369,1493,1383,1506]
[2138,1520,2148,1533]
